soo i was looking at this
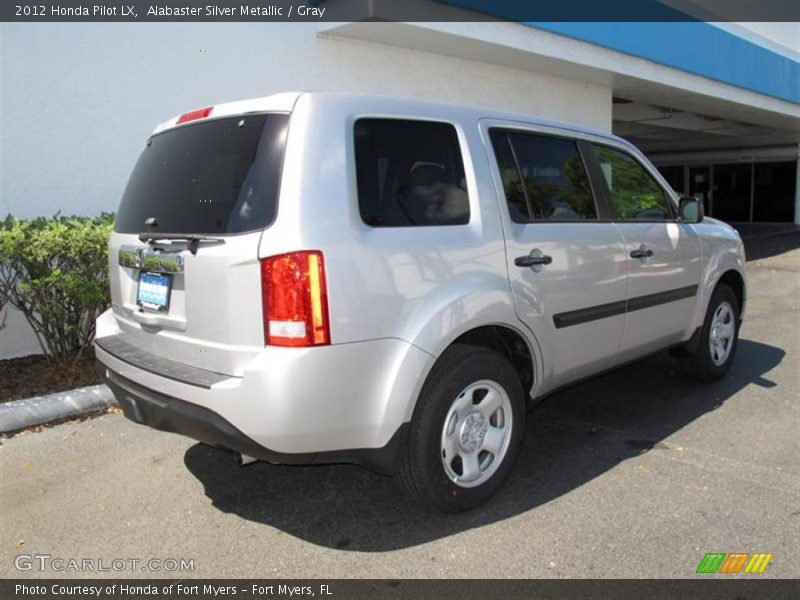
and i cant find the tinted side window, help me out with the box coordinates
[489,130,530,223]
[355,119,469,227]
[593,146,672,221]
[506,132,597,221]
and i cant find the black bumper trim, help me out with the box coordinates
[95,334,229,389]
[97,360,407,476]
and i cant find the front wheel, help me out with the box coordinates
[397,344,526,512]
[677,283,740,382]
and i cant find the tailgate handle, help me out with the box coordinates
[131,310,188,332]
[119,245,184,273]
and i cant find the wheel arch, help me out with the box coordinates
[404,318,540,421]
[717,269,746,317]
[694,241,747,331]
[696,266,747,329]
[448,325,537,404]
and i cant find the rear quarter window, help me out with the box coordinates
[354,118,470,227]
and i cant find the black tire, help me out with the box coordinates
[677,283,740,382]
[397,344,526,512]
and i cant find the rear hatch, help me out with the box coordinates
[108,112,290,376]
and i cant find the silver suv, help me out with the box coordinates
[95,92,746,512]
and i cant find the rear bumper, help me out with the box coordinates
[98,362,407,474]
[93,319,433,474]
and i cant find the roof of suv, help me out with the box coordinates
[153,91,624,147]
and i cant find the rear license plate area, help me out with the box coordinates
[137,272,172,312]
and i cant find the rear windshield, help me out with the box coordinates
[115,114,289,235]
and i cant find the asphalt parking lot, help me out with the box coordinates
[1,231,798,579]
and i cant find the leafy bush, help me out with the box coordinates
[0,213,114,365]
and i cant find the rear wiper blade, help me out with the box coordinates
[138,233,225,255]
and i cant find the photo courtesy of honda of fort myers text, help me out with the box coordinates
[1,0,799,599]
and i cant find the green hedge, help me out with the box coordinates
[0,214,114,365]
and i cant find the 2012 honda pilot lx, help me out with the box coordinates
[95,92,746,512]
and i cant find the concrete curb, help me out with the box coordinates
[0,384,116,434]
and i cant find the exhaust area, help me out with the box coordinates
[235,453,258,467]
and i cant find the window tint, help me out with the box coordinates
[594,146,672,221]
[115,114,289,234]
[115,114,289,235]
[354,119,469,227]
[488,130,530,223]
[499,132,597,221]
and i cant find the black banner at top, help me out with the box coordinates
[3,0,800,23]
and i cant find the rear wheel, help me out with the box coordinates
[677,283,740,381]
[397,344,526,512]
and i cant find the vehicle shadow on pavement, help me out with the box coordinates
[183,338,784,552]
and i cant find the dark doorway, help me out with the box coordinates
[713,164,753,223]
[754,162,796,223]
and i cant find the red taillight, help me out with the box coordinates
[260,251,330,347]
[176,106,213,124]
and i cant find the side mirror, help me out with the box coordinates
[679,196,704,224]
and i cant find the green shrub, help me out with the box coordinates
[0,213,114,365]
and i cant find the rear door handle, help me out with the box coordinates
[515,254,553,267]
[630,247,654,259]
